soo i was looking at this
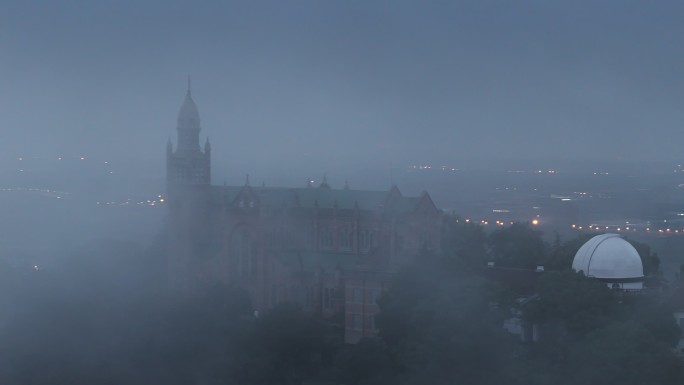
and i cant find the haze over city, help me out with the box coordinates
[3,1,684,179]
[2,2,684,384]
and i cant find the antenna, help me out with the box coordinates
[390,161,395,186]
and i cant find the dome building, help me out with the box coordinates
[572,234,644,291]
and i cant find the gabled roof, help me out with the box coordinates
[211,184,435,212]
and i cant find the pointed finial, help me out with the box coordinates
[344,179,349,190]
[245,173,250,186]
[187,75,192,96]
[319,175,330,189]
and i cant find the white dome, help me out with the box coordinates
[572,234,644,280]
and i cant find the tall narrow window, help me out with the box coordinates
[359,230,370,252]
[320,228,333,248]
[368,315,376,330]
[352,288,363,304]
[339,228,352,250]
[324,288,330,308]
[352,314,362,330]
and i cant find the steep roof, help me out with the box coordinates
[211,184,431,212]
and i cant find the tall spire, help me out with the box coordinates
[187,75,192,97]
[176,78,201,152]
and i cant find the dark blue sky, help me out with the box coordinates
[2,1,684,181]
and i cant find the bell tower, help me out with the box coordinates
[165,78,212,292]
[166,77,211,188]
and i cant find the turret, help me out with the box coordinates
[166,78,211,187]
[176,77,202,154]
[204,137,211,155]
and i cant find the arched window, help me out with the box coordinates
[339,228,352,250]
[320,228,333,249]
[359,229,370,251]
[231,227,257,278]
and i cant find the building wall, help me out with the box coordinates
[165,89,442,342]
[675,310,684,357]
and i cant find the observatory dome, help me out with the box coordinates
[572,234,643,288]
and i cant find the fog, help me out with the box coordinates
[3,1,684,173]
[2,1,684,384]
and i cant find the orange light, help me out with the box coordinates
[531,219,539,226]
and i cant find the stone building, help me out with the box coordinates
[165,84,442,342]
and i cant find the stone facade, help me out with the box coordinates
[166,85,442,342]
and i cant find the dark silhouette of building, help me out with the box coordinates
[166,83,442,342]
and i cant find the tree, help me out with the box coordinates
[563,321,684,385]
[229,303,332,385]
[487,222,547,269]
[543,233,593,271]
[376,255,517,385]
[526,270,616,337]
[624,237,661,277]
[441,214,488,268]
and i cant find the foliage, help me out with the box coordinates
[441,214,488,268]
[1,232,682,385]
[527,270,617,336]
[487,222,546,269]
[624,237,661,276]
[376,255,517,385]
[562,321,684,385]
[543,233,593,271]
